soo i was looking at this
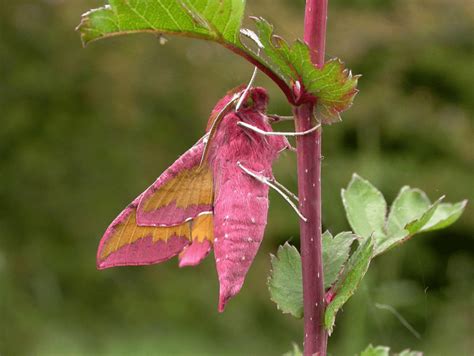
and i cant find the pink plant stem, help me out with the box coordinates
[294,0,328,355]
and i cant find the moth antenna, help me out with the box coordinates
[200,93,241,165]
[235,64,259,112]
[237,121,321,137]
[197,132,210,146]
[237,162,307,222]
[268,114,294,123]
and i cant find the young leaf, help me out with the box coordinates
[243,17,359,123]
[341,174,387,242]
[421,200,467,232]
[359,345,422,356]
[385,186,431,237]
[342,175,467,256]
[405,196,443,234]
[360,345,390,356]
[268,243,303,318]
[397,349,423,356]
[324,236,374,334]
[283,343,303,356]
[376,187,444,255]
[78,0,246,45]
[322,231,357,288]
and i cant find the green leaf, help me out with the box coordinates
[324,236,374,334]
[77,0,246,45]
[283,343,303,356]
[386,186,431,237]
[268,233,357,318]
[243,17,359,123]
[405,196,443,234]
[341,174,387,241]
[359,345,422,356]
[268,243,303,318]
[322,231,357,289]
[397,349,423,356]
[360,345,390,356]
[342,175,466,256]
[376,186,444,255]
[78,3,359,119]
[421,200,468,232]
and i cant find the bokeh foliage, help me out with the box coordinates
[1,0,472,355]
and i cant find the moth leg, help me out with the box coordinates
[237,162,307,222]
[270,177,299,202]
[280,143,297,153]
[237,121,321,137]
[268,114,294,123]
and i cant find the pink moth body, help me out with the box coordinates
[208,88,289,311]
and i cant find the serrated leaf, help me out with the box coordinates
[322,231,357,288]
[77,0,246,45]
[360,345,390,356]
[341,174,387,242]
[78,4,358,116]
[268,233,356,318]
[283,343,303,356]
[244,17,359,123]
[268,243,303,318]
[324,236,374,334]
[421,200,467,232]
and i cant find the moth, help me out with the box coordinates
[97,84,316,311]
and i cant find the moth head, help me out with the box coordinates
[245,87,268,112]
[206,85,246,131]
[206,86,269,130]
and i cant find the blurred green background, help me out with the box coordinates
[1,0,473,355]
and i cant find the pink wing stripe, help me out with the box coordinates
[98,235,189,269]
[178,240,212,268]
[137,140,212,227]
[97,196,141,268]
